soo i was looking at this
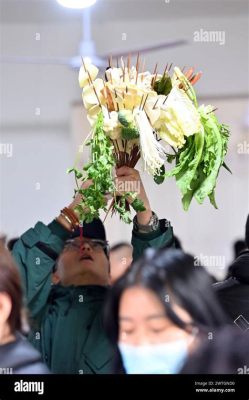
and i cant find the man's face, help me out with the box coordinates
[55,237,110,286]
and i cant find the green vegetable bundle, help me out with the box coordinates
[165,105,230,210]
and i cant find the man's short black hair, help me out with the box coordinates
[233,240,246,258]
[71,218,106,241]
[7,237,19,251]
[110,242,132,252]
[245,214,249,248]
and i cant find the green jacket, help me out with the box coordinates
[12,218,174,374]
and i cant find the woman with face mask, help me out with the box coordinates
[104,248,228,374]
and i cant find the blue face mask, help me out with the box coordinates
[118,340,188,374]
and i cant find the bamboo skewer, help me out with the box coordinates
[114,89,120,111]
[81,56,102,108]
[142,93,149,110]
[87,71,101,107]
[163,63,168,76]
[103,199,114,223]
[207,108,218,114]
[141,59,146,82]
[153,63,158,75]
[162,95,168,105]
[151,63,158,86]
[153,98,159,109]
[127,54,131,69]
[168,62,173,72]
[139,95,144,110]
[108,55,113,68]
[135,53,140,84]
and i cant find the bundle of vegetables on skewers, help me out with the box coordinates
[68,55,230,223]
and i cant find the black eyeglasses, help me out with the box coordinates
[64,238,110,255]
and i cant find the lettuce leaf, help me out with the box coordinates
[165,105,230,210]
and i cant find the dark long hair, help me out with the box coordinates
[103,248,228,372]
[181,326,249,374]
[245,214,249,248]
[0,245,23,334]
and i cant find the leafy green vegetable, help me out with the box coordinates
[165,106,230,210]
[118,110,140,139]
[153,164,166,184]
[118,110,132,127]
[113,196,132,224]
[68,112,116,223]
[153,74,172,96]
[131,198,146,212]
[121,126,140,139]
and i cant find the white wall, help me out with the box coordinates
[0,125,74,236]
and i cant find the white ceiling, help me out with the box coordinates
[0,0,248,23]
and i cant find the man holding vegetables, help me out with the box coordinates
[12,166,174,374]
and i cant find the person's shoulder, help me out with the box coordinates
[213,277,239,292]
[11,334,50,374]
[232,250,249,266]
[14,361,50,374]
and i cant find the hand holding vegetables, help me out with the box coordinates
[115,166,152,225]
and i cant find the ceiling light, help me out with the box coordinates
[56,0,97,9]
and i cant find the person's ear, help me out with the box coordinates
[52,272,60,285]
[0,293,12,326]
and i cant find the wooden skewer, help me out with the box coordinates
[141,59,146,82]
[153,63,158,75]
[86,71,101,106]
[151,62,158,86]
[106,105,111,118]
[127,53,131,70]
[135,52,140,84]
[168,62,173,72]
[152,98,159,109]
[122,91,125,109]
[112,140,119,162]
[81,57,101,108]
[152,72,158,86]
[109,55,113,68]
[135,53,140,72]
[103,88,111,118]
[115,139,121,156]
[141,59,145,74]
[114,89,120,111]
[163,63,168,76]
[103,199,114,223]
[139,95,144,110]
[207,107,218,114]
[109,71,113,85]
[126,53,131,84]
[142,93,149,110]
[162,95,168,105]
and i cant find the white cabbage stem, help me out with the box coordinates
[134,110,165,175]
